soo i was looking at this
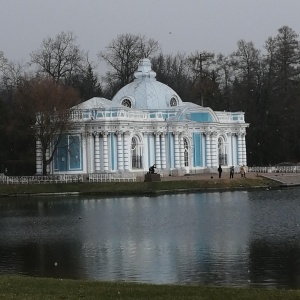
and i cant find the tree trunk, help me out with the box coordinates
[42,155,47,176]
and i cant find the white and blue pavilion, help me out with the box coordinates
[36,58,248,176]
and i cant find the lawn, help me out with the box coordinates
[0,276,299,300]
[0,176,278,197]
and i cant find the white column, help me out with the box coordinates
[88,133,94,173]
[180,135,185,168]
[227,133,233,166]
[143,134,148,171]
[205,132,211,167]
[83,132,88,174]
[117,131,124,171]
[155,132,161,169]
[238,133,243,166]
[124,131,130,171]
[210,132,218,167]
[102,131,109,172]
[242,133,247,166]
[161,133,167,169]
[174,132,180,168]
[36,138,43,174]
[94,132,100,172]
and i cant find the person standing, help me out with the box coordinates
[242,165,246,178]
[240,165,244,178]
[230,166,234,178]
[218,165,222,178]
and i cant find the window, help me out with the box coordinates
[131,138,137,151]
[131,137,142,168]
[68,135,81,169]
[218,137,227,165]
[121,99,132,108]
[170,97,177,107]
[183,138,189,167]
[54,134,82,171]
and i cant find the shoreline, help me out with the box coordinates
[0,173,286,198]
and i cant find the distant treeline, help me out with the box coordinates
[0,27,299,174]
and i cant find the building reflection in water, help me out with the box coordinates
[78,192,251,285]
[1,189,300,288]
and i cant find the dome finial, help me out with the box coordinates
[134,58,156,79]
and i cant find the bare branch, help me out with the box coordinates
[30,31,86,83]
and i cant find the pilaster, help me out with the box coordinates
[116,131,124,171]
[174,132,180,168]
[161,132,167,169]
[237,133,243,166]
[242,132,247,166]
[210,131,218,167]
[123,131,130,171]
[205,131,211,167]
[155,132,161,169]
[94,131,100,172]
[180,134,185,168]
[102,131,109,172]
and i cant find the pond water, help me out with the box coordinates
[1,188,300,288]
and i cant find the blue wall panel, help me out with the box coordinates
[193,133,203,167]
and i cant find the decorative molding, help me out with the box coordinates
[115,130,123,136]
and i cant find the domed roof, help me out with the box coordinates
[112,58,183,110]
[72,97,122,109]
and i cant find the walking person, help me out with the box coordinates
[218,165,222,178]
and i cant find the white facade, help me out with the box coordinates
[36,58,249,176]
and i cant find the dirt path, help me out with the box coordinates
[161,171,257,181]
[259,173,300,185]
[161,172,300,186]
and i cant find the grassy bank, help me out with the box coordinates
[0,176,279,197]
[1,276,300,300]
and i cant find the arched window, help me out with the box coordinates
[170,97,177,107]
[131,137,142,169]
[121,98,132,108]
[183,138,189,167]
[218,137,227,165]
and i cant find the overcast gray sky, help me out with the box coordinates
[1,0,300,75]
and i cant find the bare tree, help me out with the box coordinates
[1,61,26,93]
[15,78,80,175]
[30,31,85,83]
[188,51,215,84]
[214,54,235,110]
[0,51,26,93]
[187,51,216,106]
[230,40,261,88]
[0,51,7,71]
[99,33,160,92]
[151,52,189,99]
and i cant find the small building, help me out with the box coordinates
[36,58,248,176]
